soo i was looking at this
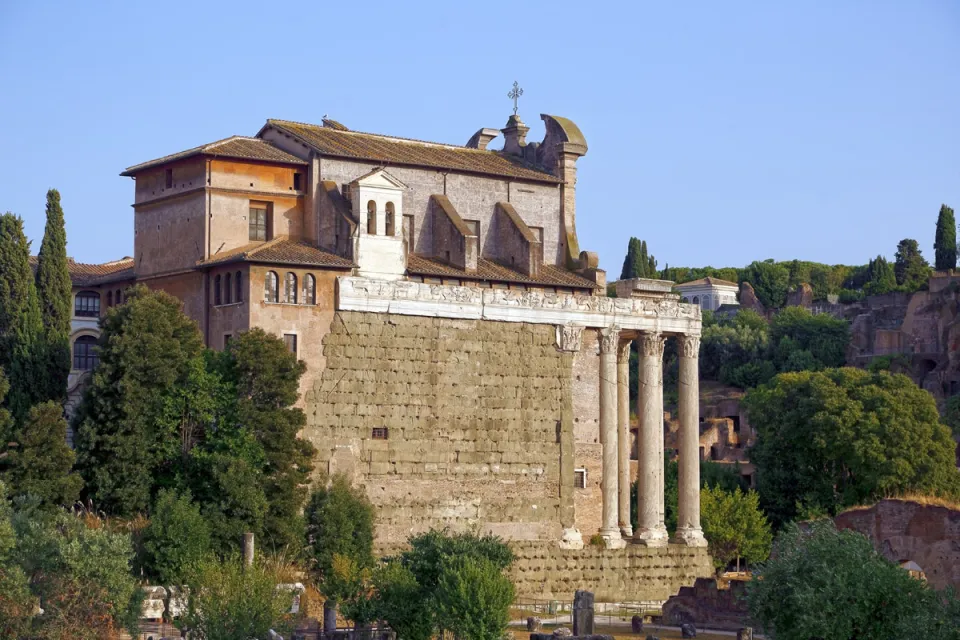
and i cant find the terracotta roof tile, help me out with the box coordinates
[263,120,561,184]
[30,256,136,286]
[198,237,355,269]
[122,136,306,176]
[676,277,739,288]
[406,254,599,290]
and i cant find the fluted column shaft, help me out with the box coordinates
[617,338,633,538]
[673,334,708,547]
[598,327,625,548]
[634,331,668,546]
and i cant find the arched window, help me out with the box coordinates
[225,272,232,304]
[304,274,316,305]
[116,289,122,304]
[692,296,700,305]
[265,271,279,303]
[285,272,298,304]
[385,202,396,237]
[214,274,222,305]
[107,291,113,307]
[235,271,243,303]
[73,335,99,370]
[75,291,100,317]
[367,200,377,235]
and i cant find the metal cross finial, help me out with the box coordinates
[507,81,523,116]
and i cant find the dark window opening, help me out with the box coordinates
[574,468,587,489]
[224,334,232,347]
[214,274,222,305]
[73,336,99,370]
[293,172,302,190]
[225,272,232,304]
[729,415,741,433]
[165,168,173,189]
[372,427,389,440]
[235,271,243,302]
[75,292,100,317]
[107,291,113,307]
[283,333,297,355]
[249,205,269,241]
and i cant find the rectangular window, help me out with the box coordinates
[283,333,297,355]
[371,427,389,440]
[75,292,100,317]
[574,468,587,489]
[249,205,268,241]
[165,168,173,189]
[293,172,302,190]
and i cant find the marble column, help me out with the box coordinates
[673,334,708,546]
[598,327,625,548]
[617,337,633,538]
[634,331,668,546]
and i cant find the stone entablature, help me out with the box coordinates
[337,277,701,335]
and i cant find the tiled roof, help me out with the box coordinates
[263,119,562,184]
[29,256,135,286]
[676,277,739,288]
[198,237,355,269]
[406,254,599,290]
[121,136,307,176]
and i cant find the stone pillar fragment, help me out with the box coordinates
[634,331,668,546]
[598,327,625,548]
[617,337,633,538]
[673,334,708,547]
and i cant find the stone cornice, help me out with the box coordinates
[337,276,701,334]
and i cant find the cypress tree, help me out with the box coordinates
[934,204,957,271]
[639,241,649,278]
[619,239,637,280]
[35,189,73,403]
[0,213,44,423]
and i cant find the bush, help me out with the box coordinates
[748,521,960,640]
[177,555,298,640]
[373,560,434,640]
[434,556,515,640]
[700,485,772,573]
[943,395,960,438]
[143,489,211,584]
[838,288,865,304]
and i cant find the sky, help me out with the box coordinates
[1,1,958,274]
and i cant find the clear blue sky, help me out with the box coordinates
[1,1,958,274]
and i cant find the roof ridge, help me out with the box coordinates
[268,118,478,152]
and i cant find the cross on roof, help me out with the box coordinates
[507,81,523,116]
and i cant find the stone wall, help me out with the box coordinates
[306,312,579,546]
[509,542,713,602]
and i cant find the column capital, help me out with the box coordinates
[598,325,621,355]
[617,338,632,364]
[677,334,700,359]
[556,324,584,352]
[637,331,666,358]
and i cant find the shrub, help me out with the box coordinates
[373,560,434,640]
[434,556,515,640]
[700,485,772,573]
[143,489,211,584]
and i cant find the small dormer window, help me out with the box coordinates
[367,201,377,235]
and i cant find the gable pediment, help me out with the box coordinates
[351,168,407,191]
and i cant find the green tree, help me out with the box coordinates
[74,284,206,515]
[0,213,44,423]
[747,521,960,640]
[177,555,298,640]
[373,560,434,640]
[934,204,957,271]
[864,255,897,295]
[191,453,268,554]
[620,237,642,280]
[943,395,960,438]
[143,489,211,585]
[700,485,772,573]
[13,510,143,639]
[434,556,515,640]
[216,329,315,552]
[742,260,789,309]
[744,368,960,526]
[0,482,33,639]
[769,306,848,370]
[894,238,931,291]
[305,474,375,630]
[34,189,73,404]
[3,401,82,507]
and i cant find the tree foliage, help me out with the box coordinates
[744,368,960,526]
[0,482,33,640]
[433,556,515,640]
[34,189,72,404]
[2,400,82,508]
[894,238,931,292]
[74,284,206,515]
[741,260,790,309]
[0,213,44,423]
[700,485,772,573]
[934,203,957,271]
[619,237,657,280]
[747,521,960,640]
[373,560,435,640]
[863,255,897,295]
[143,488,211,585]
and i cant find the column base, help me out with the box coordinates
[600,528,626,549]
[620,525,634,538]
[558,527,584,550]
[670,527,708,547]
[633,525,669,547]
